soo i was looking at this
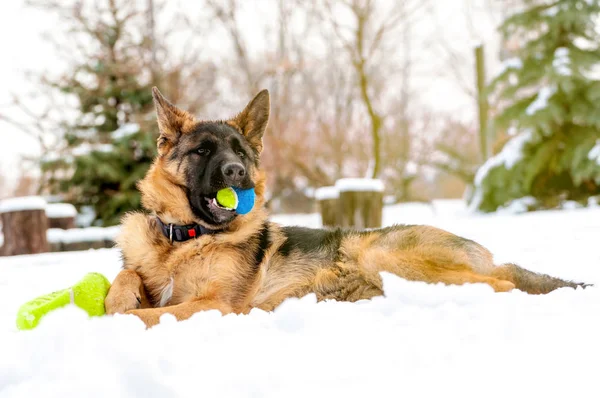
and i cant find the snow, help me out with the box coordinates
[553,47,571,76]
[497,196,538,215]
[561,200,583,210]
[1,204,600,397]
[71,143,114,157]
[270,212,321,227]
[75,206,96,228]
[47,226,120,244]
[335,178,385,192]
[314,186,339,200]
[112,123,140,140]
[472,130,534,188]
[526,86,555,115]
[467,128,536,211]
[588,139,600,165]
[40,152,65,164]
[498,57,523,75]
[0,196,46,214]
[542,4,559,16]
[46,203,77,219]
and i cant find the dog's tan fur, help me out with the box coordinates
[105,88,586,327]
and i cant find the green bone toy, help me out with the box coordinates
[16,272,111,330]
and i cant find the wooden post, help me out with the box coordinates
[46,203,77,229]
[336,178,384,229]
[315,186,341,228]
[0,196,49,256]
[475,45,490,161]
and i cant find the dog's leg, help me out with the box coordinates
[431,270,516,292]
[125,300,233,328]
[314,265,384,302]
[353,249,514,293]
[105,269,151,314]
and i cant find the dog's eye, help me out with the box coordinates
[237,151,245,159]
[197,148,211,156]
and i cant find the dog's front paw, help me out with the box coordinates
[125,308,161,328]
[105,290,141,314]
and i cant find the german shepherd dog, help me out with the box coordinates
[105,88,587,327]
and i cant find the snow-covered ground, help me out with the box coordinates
[1,201,599,397]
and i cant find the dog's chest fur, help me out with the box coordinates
[116,213,257,310]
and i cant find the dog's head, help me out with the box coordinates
[139,87,269,229]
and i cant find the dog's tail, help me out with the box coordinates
[492,263,591,294]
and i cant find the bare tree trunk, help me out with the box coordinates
[396,0,413,199]
[475,45,490,161]
[353,6,383,178]
[147,0,158,83]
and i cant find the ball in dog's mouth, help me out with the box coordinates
[204,197,235,221]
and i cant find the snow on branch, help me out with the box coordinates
[553,47,571,76]
[526,86,555,115]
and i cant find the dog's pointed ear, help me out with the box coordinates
[230,89,270,153]
[152,87,194,154]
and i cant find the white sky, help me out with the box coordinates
[0,1,59,188]
[0,0,506,192]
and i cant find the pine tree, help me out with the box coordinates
[35,1,174,226]
[470,0,600,212]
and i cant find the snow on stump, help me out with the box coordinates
[315,186,341,228]
[0,196,49,256]
[46,203,77,230]
[335,178,384,229]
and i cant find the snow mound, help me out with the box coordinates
[0,196,47,214]
[1,206,600,397]
[335,178,384,192]
[0,270,598,397]
[46,203,77,218]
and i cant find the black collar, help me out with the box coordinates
[156,217,222,243]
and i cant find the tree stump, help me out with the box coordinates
[315,186,341,228]
[0,196,49,256]
[335,178,384,229]
[46,203,77,229]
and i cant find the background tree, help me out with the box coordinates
[315,0,428,181]
[470,0,600,212]
[2,0,532,219]
[26,0,216,226]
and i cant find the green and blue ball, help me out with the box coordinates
[216,187,255,215]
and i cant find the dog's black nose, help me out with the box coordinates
[221,162,246,184]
